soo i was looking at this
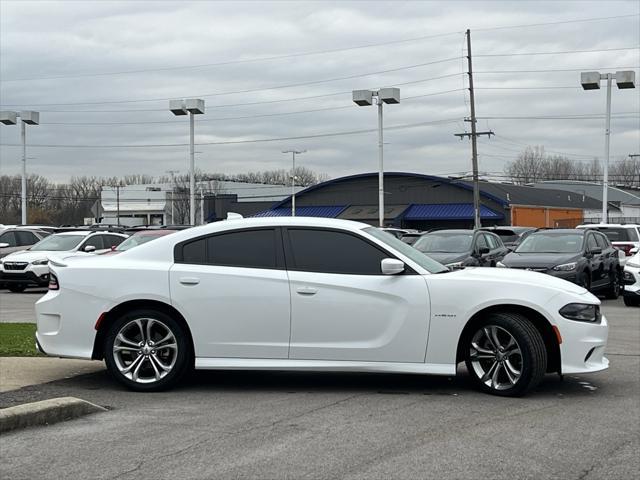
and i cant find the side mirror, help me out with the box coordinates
[0,243,9,248]
[630,247,639,255]
[111,245,116,251]
[477,247,490,256]
[589,247,602,255]
[83,245,96,253]
[381,258,405,275]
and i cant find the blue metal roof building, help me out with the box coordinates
[253,172,602,229]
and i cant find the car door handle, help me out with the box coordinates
[296,286,317,296]
[179,277,200,286]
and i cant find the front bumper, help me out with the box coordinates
[622,268,640,296]
[0,270,49,286]
[558,313,609,374]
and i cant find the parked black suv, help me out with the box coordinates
[413,229,509,269]
[479,226,538,250]
[498,229,621,298]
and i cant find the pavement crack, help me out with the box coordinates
[226,393,361,436]
[110,460,143,480]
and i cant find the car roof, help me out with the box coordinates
[131,229,178,236]
[54,230,94,237]
[577,224,640,228]
[425,229,475,234]
[530,229,585,235]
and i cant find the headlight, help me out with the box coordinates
[446,261,464,269]
[559,303,601,323]
[496,261,507,268]
[31,259,49,266]
[553,262,577,271]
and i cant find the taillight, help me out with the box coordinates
[49,273,59,290]
[616,244,635,256]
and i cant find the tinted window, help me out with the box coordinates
[596,227,639,242]
[288,229,387,275]
[83,235,104,250]
[587,234,598,251]
[0,231,16,247]
[15,231,37,246]
[206,229,277,269]
[475,234,488,250]
[484,233,500,250]
[103,235,125,248]
[594,233,609,249]
[182,238,206,263]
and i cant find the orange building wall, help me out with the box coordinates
[511,206,583,228]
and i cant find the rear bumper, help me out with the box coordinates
[0,270,49,286]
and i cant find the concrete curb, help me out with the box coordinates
[0,396,107,433]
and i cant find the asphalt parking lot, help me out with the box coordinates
[0,291,638,480]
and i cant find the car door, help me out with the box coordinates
[586,233,606,287]
[473,233,491,266]
[596,232,618,277]
[285,227,431,363]
[169,227,291,359]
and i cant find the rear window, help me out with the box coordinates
[595,227,639,242]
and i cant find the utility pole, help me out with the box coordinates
[282,149,306,216]
[200,190,204,225]
[116,184,120,225]
[454,29,494,230]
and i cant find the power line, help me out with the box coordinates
[476,112,639,120]
[1,31,464,83]
[0,117,462,148]
[37,88,466,126]
[473,13,639,31]
[0,58,463,107]
[475,66,639,74]
[474,46,638,57]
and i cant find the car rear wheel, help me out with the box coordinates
[604,270,620,299]
[464,312,547,397]
[104,309,191,392]
[8,285,26,293]
[623,296,640,307]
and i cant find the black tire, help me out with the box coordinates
[8,285,26,293]
[623,296,640,307]
[604,270,620,300]
[464,312,547,397]
[104,309,191,392]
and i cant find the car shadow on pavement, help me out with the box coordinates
[0,366,603,410]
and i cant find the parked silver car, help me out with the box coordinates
[0,227,50,258]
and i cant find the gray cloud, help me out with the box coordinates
[0,0,638,183]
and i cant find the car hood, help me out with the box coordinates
[446,266,588,295]
[501,252,581,269]
[2,249,80,262]
[422,252,469,265]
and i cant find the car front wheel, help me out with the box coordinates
[604,270,620,299]
[104,309,191,392]
[464,312,547,397]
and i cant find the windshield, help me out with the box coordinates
[30,234,85,251]
[515,233,583,253]
[413,232,473,253]
[116,233,164,251]
[364,228,449,274]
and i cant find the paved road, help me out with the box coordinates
[0,288,46,323]
[0,298,638,480]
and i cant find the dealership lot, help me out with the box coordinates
[0,292,637,479]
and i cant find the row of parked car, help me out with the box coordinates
[384,223,640,306]
[2,221,639,307]
[0,224,187,292]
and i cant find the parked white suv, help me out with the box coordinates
[622,248,640,307]
[0,230,127,292]
[576,224,640,266]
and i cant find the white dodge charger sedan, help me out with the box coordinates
[35,217,608,396]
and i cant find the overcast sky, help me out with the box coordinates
[0,0,638,185]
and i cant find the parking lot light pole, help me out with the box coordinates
[581,71,636,223]
[282,150,306,216]
[170,99,205,225]
[0,110,40,225]
[352,88,400,228]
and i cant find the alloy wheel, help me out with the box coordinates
[112,318,178,384]
[469,325,523,391]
